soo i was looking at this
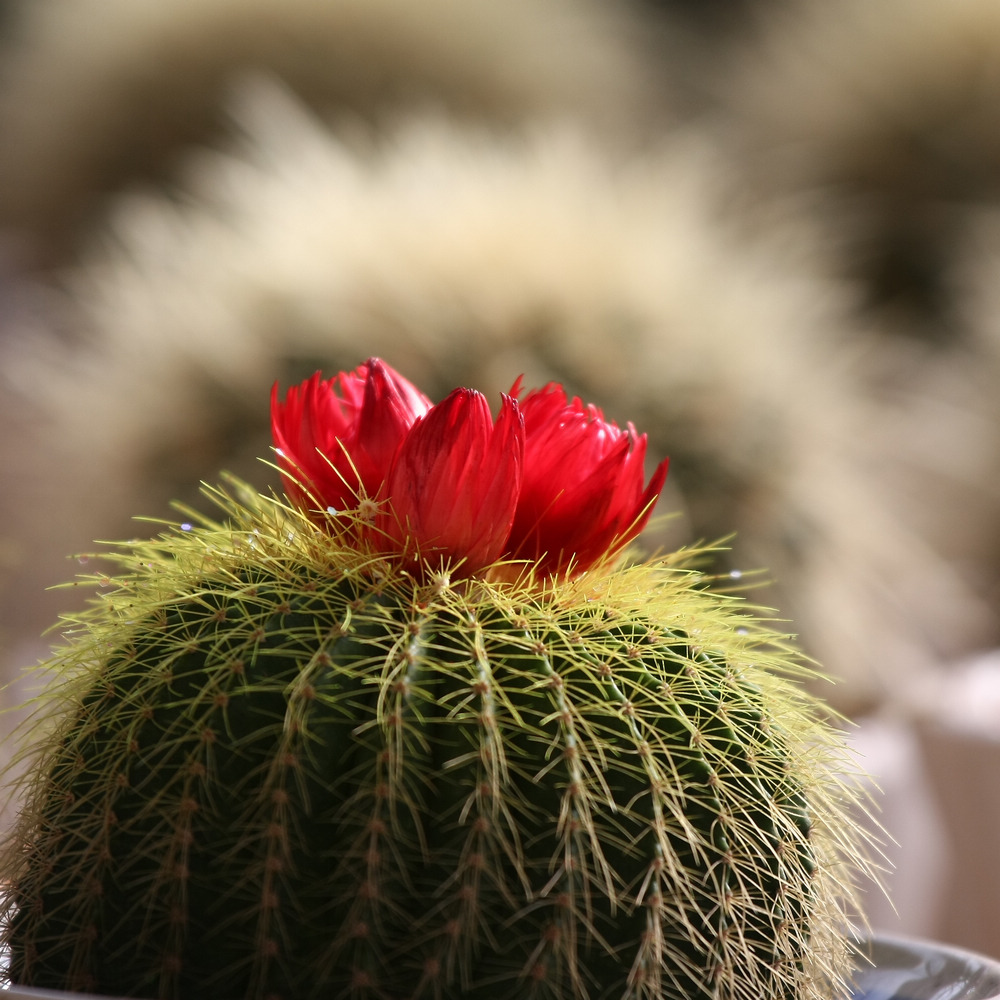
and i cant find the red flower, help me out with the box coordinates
[271,360,667,581]
[271,359,430,514]
[505,382,669,578]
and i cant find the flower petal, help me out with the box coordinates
[352,358,433,495]
[271,359,431,517]
[507,382,668,576]
[378,389,523,573]
[271,371,357,512]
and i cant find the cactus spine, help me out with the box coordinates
[1,482,870,1000]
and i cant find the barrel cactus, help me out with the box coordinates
[0,359,873,1000]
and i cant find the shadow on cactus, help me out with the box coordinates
[0,359,877,1000]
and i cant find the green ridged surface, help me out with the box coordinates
[1,486,869,1000]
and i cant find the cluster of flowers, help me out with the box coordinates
[272,358,668,579]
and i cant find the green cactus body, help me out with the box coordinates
[1,484,869,1000]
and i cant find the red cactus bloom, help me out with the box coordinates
[271,359,431,514]
[272,360,667,581]
[505,382,669,577]
[376,389,523,572]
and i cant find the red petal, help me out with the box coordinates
[271,359,430,519]
[271,372,359,512]
[352,358,432,494]
[378,390,523,573]
[507,384,668,576]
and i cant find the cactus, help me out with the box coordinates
[0,361,872,1000]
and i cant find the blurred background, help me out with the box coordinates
[2,0,1000,961]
